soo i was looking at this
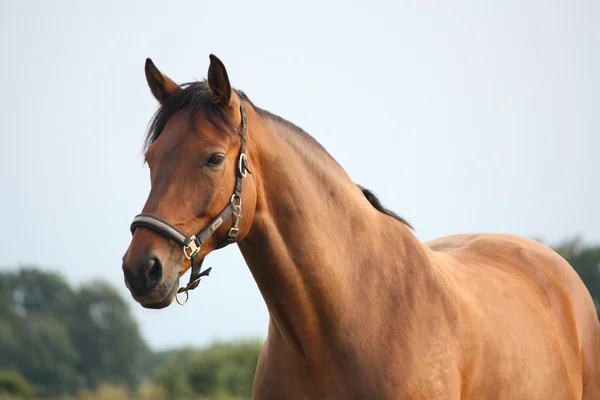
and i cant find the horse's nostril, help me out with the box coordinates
[143,256,163,290]
[122,255,163,295]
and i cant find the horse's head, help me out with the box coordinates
[122,55,257,309]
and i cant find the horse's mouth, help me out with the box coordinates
[135,275,180,309]
[129,257,205,309]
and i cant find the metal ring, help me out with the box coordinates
[230,193,242,208]
[175,288,189,306]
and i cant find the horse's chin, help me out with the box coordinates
[135,277,180,310]
[141,296,174,309]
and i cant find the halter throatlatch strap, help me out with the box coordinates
[129,95,251,304]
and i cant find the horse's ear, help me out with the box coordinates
[145,58,179,104]
[207,54,232,106]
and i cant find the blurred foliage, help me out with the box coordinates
[74,383,131,400]
[0,370,37,399]
[0,236,598,399]
[0,268,261,399]
[153,340,262,399]
[0,269,149,397]
[68,282,149,391]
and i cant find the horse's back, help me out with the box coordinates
[427,233,600,398]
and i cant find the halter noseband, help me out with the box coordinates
[129,96,251,305]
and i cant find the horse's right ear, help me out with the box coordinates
[144,58,179,104]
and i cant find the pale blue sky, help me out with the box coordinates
[1,0,598,350]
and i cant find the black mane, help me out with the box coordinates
[143,81,413,230]
[144,81,252,151]
[358,185,413,230]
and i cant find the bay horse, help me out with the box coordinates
[122,54,600,399]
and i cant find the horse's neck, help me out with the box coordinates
[238,114,431,361]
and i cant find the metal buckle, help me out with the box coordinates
[228,227,240,239]
[228,194,242,240]
[183,236,200,259]
[238,153,248,178]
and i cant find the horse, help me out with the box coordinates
[122,54,600,399]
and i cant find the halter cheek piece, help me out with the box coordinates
[129,96,251,305]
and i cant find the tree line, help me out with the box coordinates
[0,237,598,399]
[0,269,150,397]
[0,267,263,400]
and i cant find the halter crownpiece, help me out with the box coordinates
[129,94,251,305]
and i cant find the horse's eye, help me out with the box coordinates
[206,153,225,167]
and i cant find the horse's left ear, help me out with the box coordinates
[145,58,180,104]
[207,54,233,106]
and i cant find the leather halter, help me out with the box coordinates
[129,96,251,304]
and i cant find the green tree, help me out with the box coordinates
[69,281,150,391]
[194,340,263,398]
[153,339,263,399]
[0,269,83,396]
[0,268,150,396]
[154,360,194,399]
